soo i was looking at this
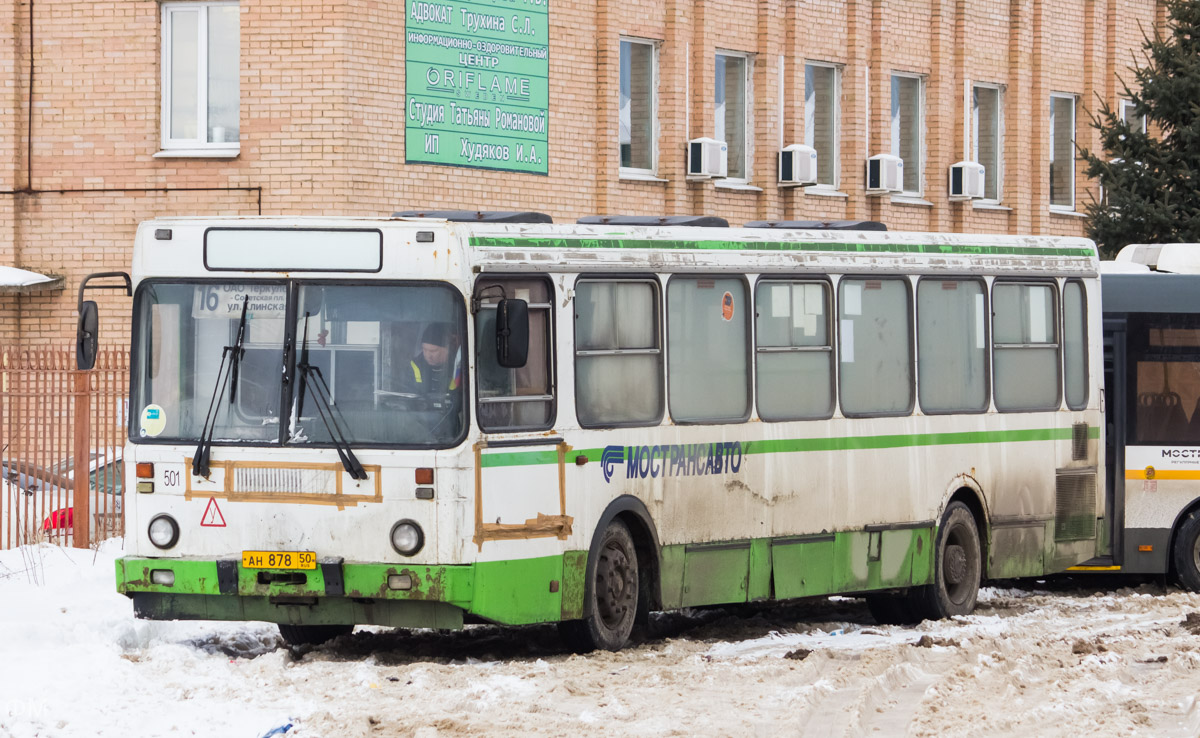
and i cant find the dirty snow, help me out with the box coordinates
[3,541,1200,737]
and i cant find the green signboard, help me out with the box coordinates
[405,0,549,175]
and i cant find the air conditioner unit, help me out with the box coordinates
[687,137,728,179]
[866,154,904,194]
[778,144,818,187]
[949,161,986,200]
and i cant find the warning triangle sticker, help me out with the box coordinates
[200,497,227,527]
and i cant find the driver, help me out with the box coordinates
[403,322,461,395]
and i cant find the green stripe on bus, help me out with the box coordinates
[479,426,1093,468]
[468,236,1094,258]
[743,427,1073,455]
[479,449,562,468]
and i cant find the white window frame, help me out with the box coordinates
[889,72,926,196]
[160,1,240,157]
[971,82,1005,204]
[804,61,842,193]
[1049,92,1078,212]
[1120,99,1148,134]
[618,38,661,180]
[715,51,753,185]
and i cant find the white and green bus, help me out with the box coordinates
[85,213,1104,649]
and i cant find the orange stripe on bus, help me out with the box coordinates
[1125,469,1200,480]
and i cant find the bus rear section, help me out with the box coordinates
[1084,269,1200,588]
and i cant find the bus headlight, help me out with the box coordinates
[390,520,424,556]
[148,514,179,549]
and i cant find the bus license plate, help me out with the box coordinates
[242,551,317,570]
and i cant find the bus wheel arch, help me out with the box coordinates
[943,479,990,577]
[1167,497,1200,591]
[910,492,985,621]
[560,495,661,651]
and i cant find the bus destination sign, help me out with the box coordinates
[405,0,549,175]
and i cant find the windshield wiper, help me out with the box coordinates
[293,312,368,480]
[192,295,249,477]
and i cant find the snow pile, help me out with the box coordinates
[0,541,291,738]
[4,542,1200,737]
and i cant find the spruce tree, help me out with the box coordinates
[1081,0,1200,258]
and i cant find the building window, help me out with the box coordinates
[993,282,1059,412]
[715,53,750,180]
[972,85,1003,201]
[917,279,988,413]
[574,280,663,426]
[1120,99,1147,134]
[619,40,658,174]
[667,276,750,423]
[1050,94,1077,210]
[838,278,912,417]
[805,63,840,188]
[162,2,240,152]
[890,74,924,194]
[755,280,834,421]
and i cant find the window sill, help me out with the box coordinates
[890,195,933,207]
[714,180,763,192]
[619,170,669,183]
[154,147,241,159]
[972,201,1011,211]
[1049,207,1087,218]
[804,187,848,199]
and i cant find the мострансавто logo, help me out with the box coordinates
[600,442,744,483]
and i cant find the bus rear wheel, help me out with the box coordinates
[910,501,981,620]
[559,520,639,652]
[278,623,353,647]
[1172,511,1200,592]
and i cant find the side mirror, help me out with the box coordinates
[495,298,529,368]
[75,271,132,371]
[76,301,99,370]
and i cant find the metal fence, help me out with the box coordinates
[0,347,128,549]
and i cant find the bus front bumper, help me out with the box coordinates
[116,554,587,629]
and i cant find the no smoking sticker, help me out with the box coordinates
[721,291,735,321]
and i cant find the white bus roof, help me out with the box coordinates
[134,217,1099,280]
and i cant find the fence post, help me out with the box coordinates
[72,371,91,549]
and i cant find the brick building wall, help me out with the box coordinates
[0,0,1162,345]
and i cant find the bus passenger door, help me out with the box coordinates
[1103,319,1126,562]
[471,276,570,548]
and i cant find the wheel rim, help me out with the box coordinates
[1191,533,1200,575]
[595,537,636,630]
[942,521,978,606]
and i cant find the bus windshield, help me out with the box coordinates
[131,281,467,448]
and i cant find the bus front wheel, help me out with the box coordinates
[910,501,981,620]
[1172,511,1200,592]
[559,520,639,652]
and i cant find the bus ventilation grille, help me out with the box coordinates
[1054,468,1096,542]
[234,467,338,495]
[1072,423,1089,461]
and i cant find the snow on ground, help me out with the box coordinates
[4,541,1200,737]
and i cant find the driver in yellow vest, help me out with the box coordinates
[404,323,461,394]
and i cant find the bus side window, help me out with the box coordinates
[917,278,988,414]
[574,279,663,427]
[666,276,751,423]
[1133,319,1200,444]
[755,280,834,420]
[1063,281,1089,410]
[839,277,913,417]
[473,277,555,431]
[993,282,1060,412]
